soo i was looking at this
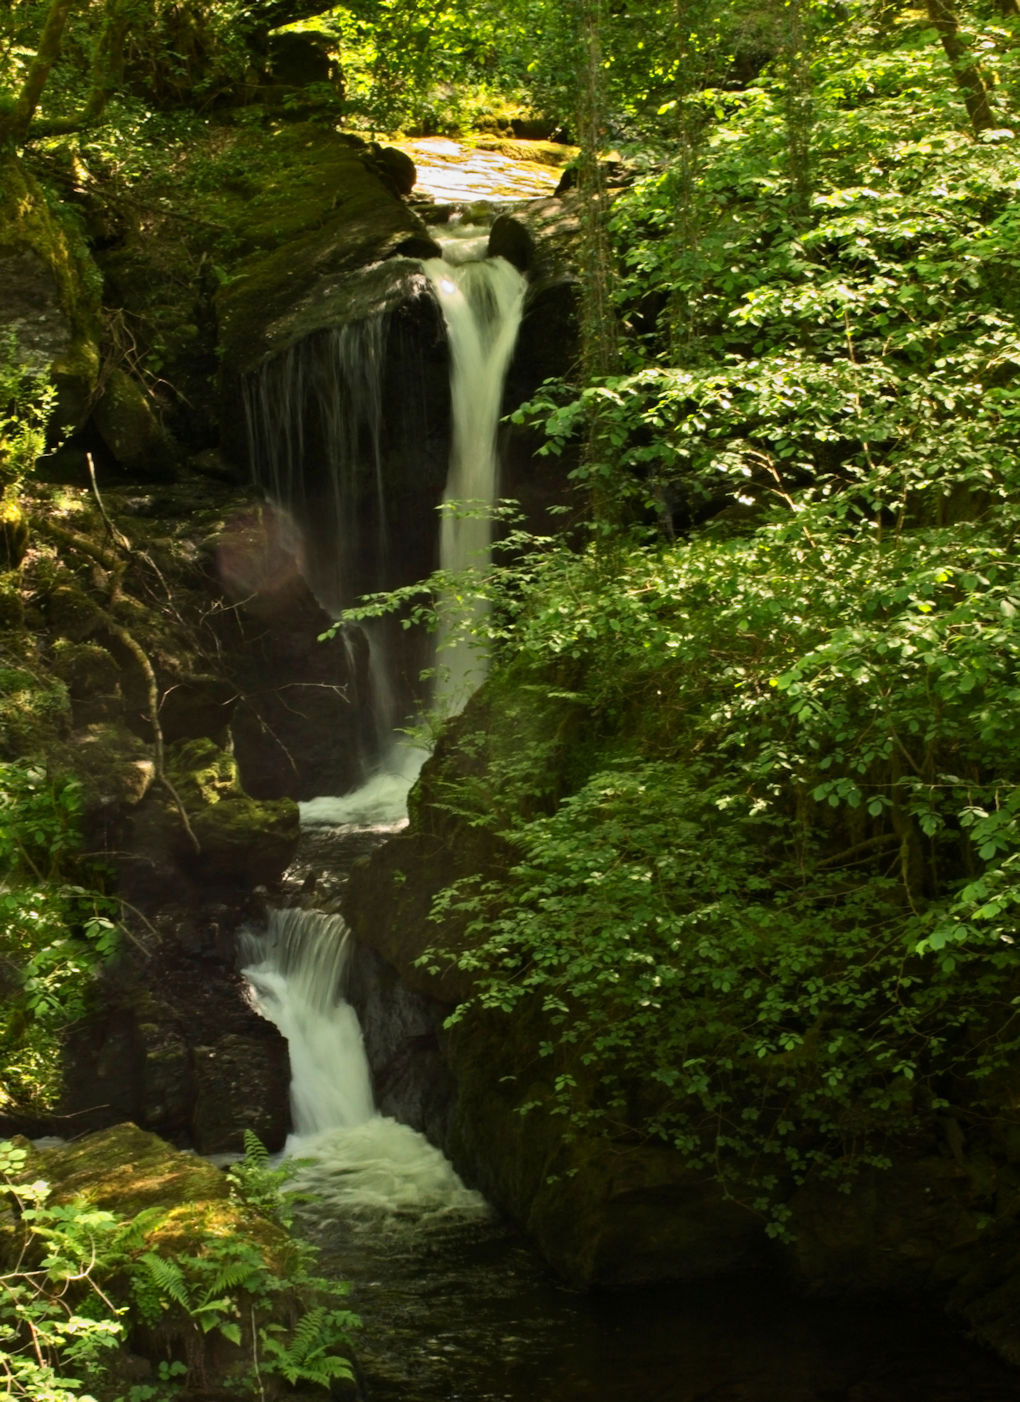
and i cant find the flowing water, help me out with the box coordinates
[242,821,1020,1402]
[241,160,1020,1399]
[423,243,526,713]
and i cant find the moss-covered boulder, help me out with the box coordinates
[0,662,71,756]
[0,154,101,429]
[17,1124,359,1399]
[37,1121,230,1217]
[167,736,300,884]
[216,125,440,379]
[91,367,179,479]
[50,639,124,725]
[62,721,156,808]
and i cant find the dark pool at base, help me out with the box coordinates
[308,1208,1020,1402]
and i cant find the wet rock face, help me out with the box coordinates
[64,930,291,1155]
[0,249,74,367]
[345,940,455,1147]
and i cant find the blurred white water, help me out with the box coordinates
[298,741,425,829]
[241,906,486,1221]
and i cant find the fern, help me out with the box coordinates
[258,1305,358,1386]
[290,1306,327,1356]
[204,1245,265,1298]
[241,1129,270,1169]
[134,1253,190,1321]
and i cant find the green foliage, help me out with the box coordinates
[0,1134,360,1401]
[292,0,541,134]
[0,330,54,503]
[132,1136,358,1394]
[0,1139,139,1401]
[418,502,1020,1227]
[0,762,121,1113]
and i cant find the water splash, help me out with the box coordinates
[241,906,486,1221]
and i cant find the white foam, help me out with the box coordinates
[284,1119,489,1221]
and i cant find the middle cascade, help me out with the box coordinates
[299,237,527,825]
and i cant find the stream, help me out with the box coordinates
[242,813,1020,1402]
[239,144,1020,1400]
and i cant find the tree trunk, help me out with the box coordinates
[572,0,623,534]
[925,0,997,135]
[31,0,130,138]
[0,0,80,148]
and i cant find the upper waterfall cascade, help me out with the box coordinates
[423,241,526,715]
[245,221,526,798]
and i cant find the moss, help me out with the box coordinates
[0,571,25,628]
[50,638,123,714]
[190,793,300,883]
[38,1122,230,1218]
[0,154,101,415]
[214,126,438,373]
[60,722,156,808]
[166,737,299,882]
[167,735,240,805]
[91,367,177,477]
[0,665,71,756]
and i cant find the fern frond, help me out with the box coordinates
[139,1252,190,1309]
[242,1130,270,1168]
[290,1306,326,1358]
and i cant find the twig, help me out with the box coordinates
[86,453,132,553]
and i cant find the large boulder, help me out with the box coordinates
[9,1124,359,1399]
[165,735,300,886]
[0,154,101,433]
[216,127,440,384]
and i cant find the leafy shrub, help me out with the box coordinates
[0,1132,360,1401]
[0,329,53,502]
[0,762,120,1113]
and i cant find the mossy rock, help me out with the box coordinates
[61,722,156,808]
[0,154,101,422]
[43,579,109,641]
[0,664,71,756]
[91,368,178,479]
[37,1121,230,1218]
[23,1124,351,1397]
[443,1002,761,1286]
[474,136,577,167]
[166,737,299,883]
[0,571,25,628]
[189,793,300,884]
[216,128,440,377]
[50,639,123,723]
[0,506,30,569]
[167,735,241,806]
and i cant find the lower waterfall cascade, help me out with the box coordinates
[240,904,486,1220]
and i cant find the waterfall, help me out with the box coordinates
[241,908,374,1135]
[423,248,526,714]
[243,317,390,619]
[243,227,525,802]
[241,906,486,1219]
